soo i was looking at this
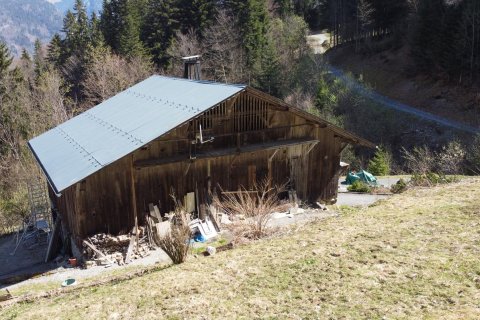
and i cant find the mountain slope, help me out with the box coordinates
[47,0,102,14]
[0,0,102,55]
[0,0,62,55]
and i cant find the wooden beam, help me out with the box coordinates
[305,141,319,155]
[135,138,319,168]
[130,155,139,251]
[125,234,135,264]
[268,149,279,188]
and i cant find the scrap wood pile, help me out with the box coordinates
[81,201,223,267]
[145,203,172,246]
[82,226,151,267]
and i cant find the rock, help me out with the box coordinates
[206,246,216,256]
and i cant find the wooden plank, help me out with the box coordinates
[156,221,171,238]
[45,217,61,262]
[185,192,195,213]
[83,240,106,258]
[124,234,136,264]
[153,205,162,220]
[130,155,139,252]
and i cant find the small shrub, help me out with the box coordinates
[390,178,408,194]
[213,179,285,241]
[347,180,371,193]
[157,212,191,264]
[436,140,465,175]
[368,147,391,176]
[410,173,458,187]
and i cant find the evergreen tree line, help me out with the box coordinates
[323,0,408,47]
[411,0,480,83]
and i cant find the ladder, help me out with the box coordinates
[27,178,51,227]
[11,178,52,255]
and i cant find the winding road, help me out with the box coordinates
[327,65,480,134]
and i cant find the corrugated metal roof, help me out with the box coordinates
[29,75,246,194]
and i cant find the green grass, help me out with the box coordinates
[190,236,229,255]
[2,179,480,319]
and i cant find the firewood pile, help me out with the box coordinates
[82,227,152,267]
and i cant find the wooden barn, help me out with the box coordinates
[29,74,374,247]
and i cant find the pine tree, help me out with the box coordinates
[142,0,179,66]
[118,0,148,58]
[457,0,480,80]
[411,0,445,72]
[33,39,47,80]
[101,0,124,52]
[177,0,216,36]
[89,12,105,49]
[20,49,31,62]
[255,41,281,95]
[0,41,13,79]
[226,0,271,70]
[47,34,63,66]
[368,147,391,176]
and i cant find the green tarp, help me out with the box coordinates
[343,170,377,185]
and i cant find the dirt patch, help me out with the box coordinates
[0,233,56,283]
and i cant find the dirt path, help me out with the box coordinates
[306,33,331,54]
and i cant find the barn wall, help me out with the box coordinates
[51,90,347,240]
[50,156,134,241]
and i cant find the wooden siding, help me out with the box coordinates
[50,91,346,242]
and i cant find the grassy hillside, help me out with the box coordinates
[2,179,480,319]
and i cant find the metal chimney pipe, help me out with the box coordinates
[182,55,201,80]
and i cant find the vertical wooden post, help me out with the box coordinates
[268,149,278,188]
[130,154,139,251]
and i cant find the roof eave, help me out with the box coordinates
[27,141,63,196]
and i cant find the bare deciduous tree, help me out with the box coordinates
[202,10,248,83]
[82,51,154,109]
[33,69,70,131]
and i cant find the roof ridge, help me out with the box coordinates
[152,74,246,88]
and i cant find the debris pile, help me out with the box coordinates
[82,227,152,267]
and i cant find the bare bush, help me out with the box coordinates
[157,211,191,264]
[81,51,153,109]
[284,88,315,111]
[32,69,70,130]
[213,179,286,241]
[436,140,465,175]
[401,146,435,174]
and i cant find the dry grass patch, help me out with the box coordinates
[2,179,480,319]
